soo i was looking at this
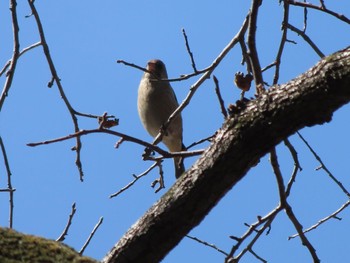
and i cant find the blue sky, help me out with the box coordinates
[1,1,350,262]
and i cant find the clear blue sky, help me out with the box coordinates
[1,1,350,262]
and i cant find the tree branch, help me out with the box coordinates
[289,1,350,24]
[0,137,15,228]
[102,47,350,263]
[28,0,85,181]
[0,0,20,111]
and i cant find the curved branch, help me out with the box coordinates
[27,1,84,180]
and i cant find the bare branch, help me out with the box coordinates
[117,58,212,82]
[182,28,198,72]
[0,188,16,192]
[273,0,290,85]
[270,148,320,262]
[57,203,77,242]
[28,0,85,180]
[286,23,325,58]
[249,248,267,263]
[289,200,350,239]
[239,37,252,74]
[247,0,264,88]
[289,1,350,24]
[0,0,20,111]
[0,42,41,78]
[186,235,229,257]
[27,128,170,157]
[227,208,280,261]
[0,137,15,228]
[109,162,159,198]
[231,218,272,263]
[303,4,308,32]
[297,132,350,198]
[319,0,326,9]
[186,134,215,150]
[213,75,228,118]
[79,217,104,255]
[27,128,203,161]
[284,139,302,197]
[151,161,165,193]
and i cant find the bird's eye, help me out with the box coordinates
[155,61,163,71]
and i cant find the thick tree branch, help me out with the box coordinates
[102,47,350,263]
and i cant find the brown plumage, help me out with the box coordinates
[137,59,185,178]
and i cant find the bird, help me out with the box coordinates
[137,59,185,178]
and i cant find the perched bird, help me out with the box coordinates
[137,59,185,178]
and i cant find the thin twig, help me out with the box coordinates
[174,67,211,82]
[182,28,198,72]
[0,137,15,228]
[289,1,350,24]
[226,206,282,260]
[109,162,159,198]
[56,203,77,242]
[186,134,215,150]
[239,38,253,73]
[247,0,264,88]
[143,149,204,160]
[270,149,286,204]
[261,62,276,73]
[297,132,350,198]
[151,160,165,193]
[0,42,41,78]
[0,61,11,78]
[303,4,308,32]
[284,138,302,197]
[239,38,254,101]
[319,0,326,9]
[79,217,104,255]
[28,128,169,155]
[76,111,115,119]
[284,202,320,262]
[289,200,350,239]
[232,218,272,263]
[273,0,290,85]
[116,60,150,74]
[213,75,227,118]
[249,248,267,263]
[0,188,15,192]
[186,235,229,256]
[286,23,325,58]
[117,59,212,82]
[27,128,203,159]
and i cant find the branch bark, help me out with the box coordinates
[103,47,350,263]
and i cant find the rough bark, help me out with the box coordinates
[102,47,350,263]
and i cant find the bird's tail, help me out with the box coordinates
[174,156,185,179]
[174,143,186,179]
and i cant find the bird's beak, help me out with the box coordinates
[147,61,156,73]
